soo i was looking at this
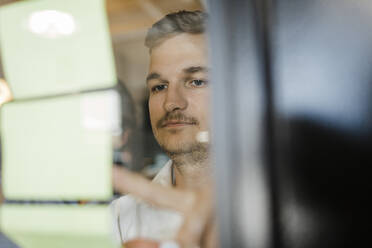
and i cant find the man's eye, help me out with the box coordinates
[151,84,167,93]
[189,79,207,87]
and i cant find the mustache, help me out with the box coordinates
[156,111,199,128]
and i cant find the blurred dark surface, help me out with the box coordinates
[274,0,372,247]
[275,119,371,248]
[210,0,372,247]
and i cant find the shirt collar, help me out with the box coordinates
[152,160,173,187]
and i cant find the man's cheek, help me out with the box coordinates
[149,112,158,129]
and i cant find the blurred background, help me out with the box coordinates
[0,1,205,247]
[0,0,205,175]
[1,0,371,247]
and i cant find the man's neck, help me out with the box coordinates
[170,151,212,190]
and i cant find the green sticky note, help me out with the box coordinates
[1,90,121,200]
[0,0,116,99]
[0,204,119,248]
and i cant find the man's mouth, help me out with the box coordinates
[156,111,199,129]
[161,121,196,128]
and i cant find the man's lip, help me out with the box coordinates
[162,122,194,127]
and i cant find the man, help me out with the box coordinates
[112,10,216,248]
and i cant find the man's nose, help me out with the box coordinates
[163,86,188,112]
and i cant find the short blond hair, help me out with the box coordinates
[145,10,207,50]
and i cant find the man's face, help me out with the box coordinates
[147,33,210,154]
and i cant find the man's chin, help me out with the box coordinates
[160,141,208,156]
[157,132,194,151]
[161,143,195,155]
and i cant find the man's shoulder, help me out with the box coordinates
[110,160,178,242]
[110,194,140,242]
[110,194,137,215]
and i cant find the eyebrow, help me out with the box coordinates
[146,72,161,84]
[146,66,209,84]
[183,66,209,74]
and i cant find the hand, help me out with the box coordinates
[123,239,159,248]
[112,166,218,248]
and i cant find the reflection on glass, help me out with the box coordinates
[0,78,12,106]
[28,10,76,38]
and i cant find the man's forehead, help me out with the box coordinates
[149,33,207,61]
[147,33,208,83]
[149,55,208,72]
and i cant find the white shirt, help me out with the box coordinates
[110,160,183,243]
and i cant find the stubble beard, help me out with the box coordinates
[152,110,209,164]
[156,132,209,165]
[165,141,209,164]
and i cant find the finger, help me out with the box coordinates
[112,166,195,212]
[124,239,159,248]
[176,188,213,247]
[176,205,209,247]
[201,217,219,248]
